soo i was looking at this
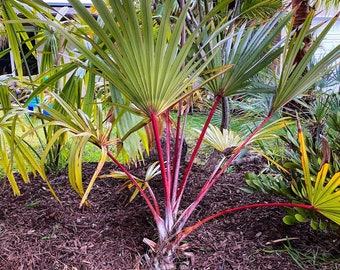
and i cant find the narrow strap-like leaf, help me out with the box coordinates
[80,146,108,208]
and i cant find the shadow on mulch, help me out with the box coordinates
[0,161,339,270]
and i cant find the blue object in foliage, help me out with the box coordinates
[27,96,40,111]
[27,96,52,116]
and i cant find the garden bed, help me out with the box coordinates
[0,162,339,269]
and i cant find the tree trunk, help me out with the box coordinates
[283,0,313,116]
[219,0,240,131]
[292,0,312,65]
[220,96,230,131]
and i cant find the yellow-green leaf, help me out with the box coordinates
[80,146,108,208]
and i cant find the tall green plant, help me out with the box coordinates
[1,1,77,171]
[245,92,340,230]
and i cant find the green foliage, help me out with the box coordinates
[270,11,340,114]
[63,0,219,117]
[202,10,290,97]
[245,114,340,231]
[37,92,118,207]
[0,84,57,199]
[2,0,340,268]
[240,0,282,20]
[242,172,293,199]
[109,86,149,164]
[326,94,340,157]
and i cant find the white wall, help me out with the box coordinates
[313,17,340,60]
[43,0,92,6]
[313,6,340,60]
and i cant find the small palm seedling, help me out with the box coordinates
[100,161,161,202]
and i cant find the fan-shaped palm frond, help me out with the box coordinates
[193,124,243,153]
[204,9,291,97]
[58,0,219,118]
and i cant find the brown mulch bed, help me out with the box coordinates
[0,161,339,270]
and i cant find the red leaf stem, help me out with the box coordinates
[106,151,160,217]
[150,113,173,228]
[165,110,172,199]
[172,103,190,207]
[175,202,316,245]
[176,114,273,231]
[174,95,222,212]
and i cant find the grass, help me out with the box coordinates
[263,239,340,269]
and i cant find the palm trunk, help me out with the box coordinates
[292,0,312,65]
[219,0,240,131]
[220,96,230,131]
[284,0,313,115]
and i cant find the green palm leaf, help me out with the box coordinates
[0,0,54,79]
[298,118,340,225]
[241,0,283,20]
[35,92,118,203]
[0,109,58,199]
[0,131,20,195]
[204,9,291,97]
[0,83,57,198]
[270,11,340,113]
[110,86,148,163]
[59,0,218,117]
[250,117,294,142]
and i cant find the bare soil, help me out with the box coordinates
[0,161,339,270]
